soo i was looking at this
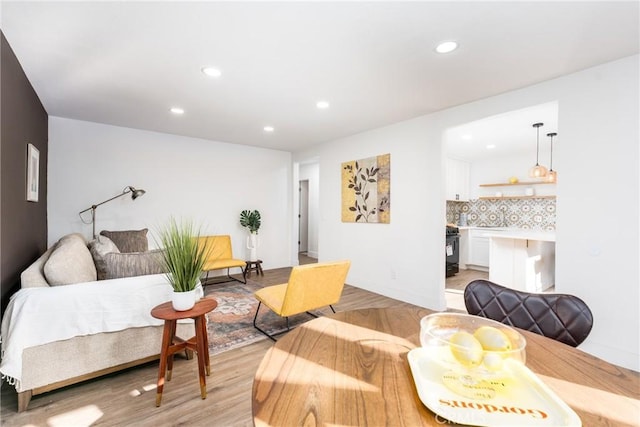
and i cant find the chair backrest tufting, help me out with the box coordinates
[463,279,593,347]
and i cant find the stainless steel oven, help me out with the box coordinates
[446,226,460,277]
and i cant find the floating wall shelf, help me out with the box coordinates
[478,195,556,200]
[479,182,555,187]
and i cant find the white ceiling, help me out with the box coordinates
[445,101,559,162]
[1,2,638,152]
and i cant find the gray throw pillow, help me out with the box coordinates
[100,229,149,253]
[44,233,98,286]
[103,249,167,280]
[88,235,121,280]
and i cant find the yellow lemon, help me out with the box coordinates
[473,326,512,352]
[482,352,504,372]
[449,331,483,367]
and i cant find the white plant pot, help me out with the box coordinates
[247,233,260,261]
[195,281,204,300]
[172,288,197,311]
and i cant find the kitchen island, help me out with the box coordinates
[482,228,556,292]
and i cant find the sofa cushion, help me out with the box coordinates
[103,249,167,280]
[88,236,121,280]
[100,229,149,253]
[44,234,97,286]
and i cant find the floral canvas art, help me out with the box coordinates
[341,153,390,223]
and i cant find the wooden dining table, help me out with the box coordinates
[252,307,640,426]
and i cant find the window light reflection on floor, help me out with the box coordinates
[46,405,103,427]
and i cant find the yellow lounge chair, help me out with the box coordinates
[197,235,247,285]
[253,260,351,340]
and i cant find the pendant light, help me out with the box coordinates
[529,122,548,178]
[546,132,557,183]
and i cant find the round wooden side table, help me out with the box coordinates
[150,297,218,407]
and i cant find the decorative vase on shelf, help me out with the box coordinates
[172,288,197,311]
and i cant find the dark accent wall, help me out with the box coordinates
[1,32,48,312]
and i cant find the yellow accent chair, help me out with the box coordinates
[253,260,351,340]
[197,235,247,285]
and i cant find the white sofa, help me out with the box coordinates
[0,232,192,412]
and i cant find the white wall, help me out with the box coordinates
[295,117,449,311]
[294,55,639,371]
[48,117,292,270]
[299,162,319,258]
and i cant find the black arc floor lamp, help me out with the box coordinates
[79,186,146,238]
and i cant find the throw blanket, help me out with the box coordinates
[0,274,175,389]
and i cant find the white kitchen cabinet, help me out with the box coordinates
[467,229,490,269]
[445,158,470,202]
[458,228,469,269]
[489,237,555,292]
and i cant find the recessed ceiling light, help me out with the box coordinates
[170,107,184,115]
[486,144,496,149]
[435,41,458,54]
[201,67,222,78]
[316,101,330,109]
[263,126,275,132]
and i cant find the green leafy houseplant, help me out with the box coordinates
[157,218,209,293]
[239,210,261,234]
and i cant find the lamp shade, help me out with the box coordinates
[529,164,549,178]
[127,186,146,199]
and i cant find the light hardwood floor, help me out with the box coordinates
[0,267,431,427]
[445,268,489,292]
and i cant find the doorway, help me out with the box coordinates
[298,179,317,265]
[296,161,319,265]
[443,102,559,304]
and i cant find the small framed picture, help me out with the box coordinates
[27,143,39,202]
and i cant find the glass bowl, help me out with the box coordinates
[420,313,527,399]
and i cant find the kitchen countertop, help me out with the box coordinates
[457,226,556,242]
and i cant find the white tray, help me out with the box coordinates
[407,347,581,426]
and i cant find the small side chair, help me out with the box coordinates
[464,279,593,347]
[197,235,247,285]
[253,260,351,340]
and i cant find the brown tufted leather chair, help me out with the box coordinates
[464,279,593,347]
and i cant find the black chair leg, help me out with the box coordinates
[253,302,275,341]
[254,302,315,342]
[201,271,211,287]
[253,302,277,341]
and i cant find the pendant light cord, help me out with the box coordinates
[533,122,544,166]
[547,132,557,171]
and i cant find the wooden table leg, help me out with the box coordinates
[166,320,177,381]
[257,261,263,276]
[200,313,211,376]
[194,315,208,399]
[156,319,175,407]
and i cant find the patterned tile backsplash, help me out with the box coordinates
[447,198,556,231]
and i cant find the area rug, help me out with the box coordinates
[203,279,321,355]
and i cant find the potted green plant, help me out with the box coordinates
[239,209,261,261]
[157,217,209,311]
